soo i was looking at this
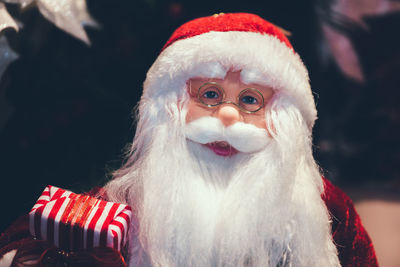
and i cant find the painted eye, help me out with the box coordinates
[238,88,264,112]
[203,90,219,99]
[241,95,258,104]
[198,83,223,106]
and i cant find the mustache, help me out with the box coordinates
[185,117,271,153]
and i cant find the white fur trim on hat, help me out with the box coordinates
[143,31,317,129]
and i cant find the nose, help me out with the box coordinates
[217,105,241,127]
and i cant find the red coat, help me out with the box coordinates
[0,179,378,266]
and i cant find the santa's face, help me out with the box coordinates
[106,69,340,267]
[186,71,275,156]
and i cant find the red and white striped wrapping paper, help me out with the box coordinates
[29,185,132,252]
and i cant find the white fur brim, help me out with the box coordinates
[143,31,317,129]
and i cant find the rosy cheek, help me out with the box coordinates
[245,115,272,136]
[186,103,214,123]
[185,109,195,123]
[186,103,201,123]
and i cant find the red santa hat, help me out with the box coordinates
[143,13,317,129]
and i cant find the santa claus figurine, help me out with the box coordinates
[0,13,378,267]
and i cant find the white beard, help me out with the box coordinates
[105,95,341,267]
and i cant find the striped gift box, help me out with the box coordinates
[29,185,132,252]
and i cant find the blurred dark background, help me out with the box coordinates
[0,1,399,261]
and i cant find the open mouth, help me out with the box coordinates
[204,141,239,157]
